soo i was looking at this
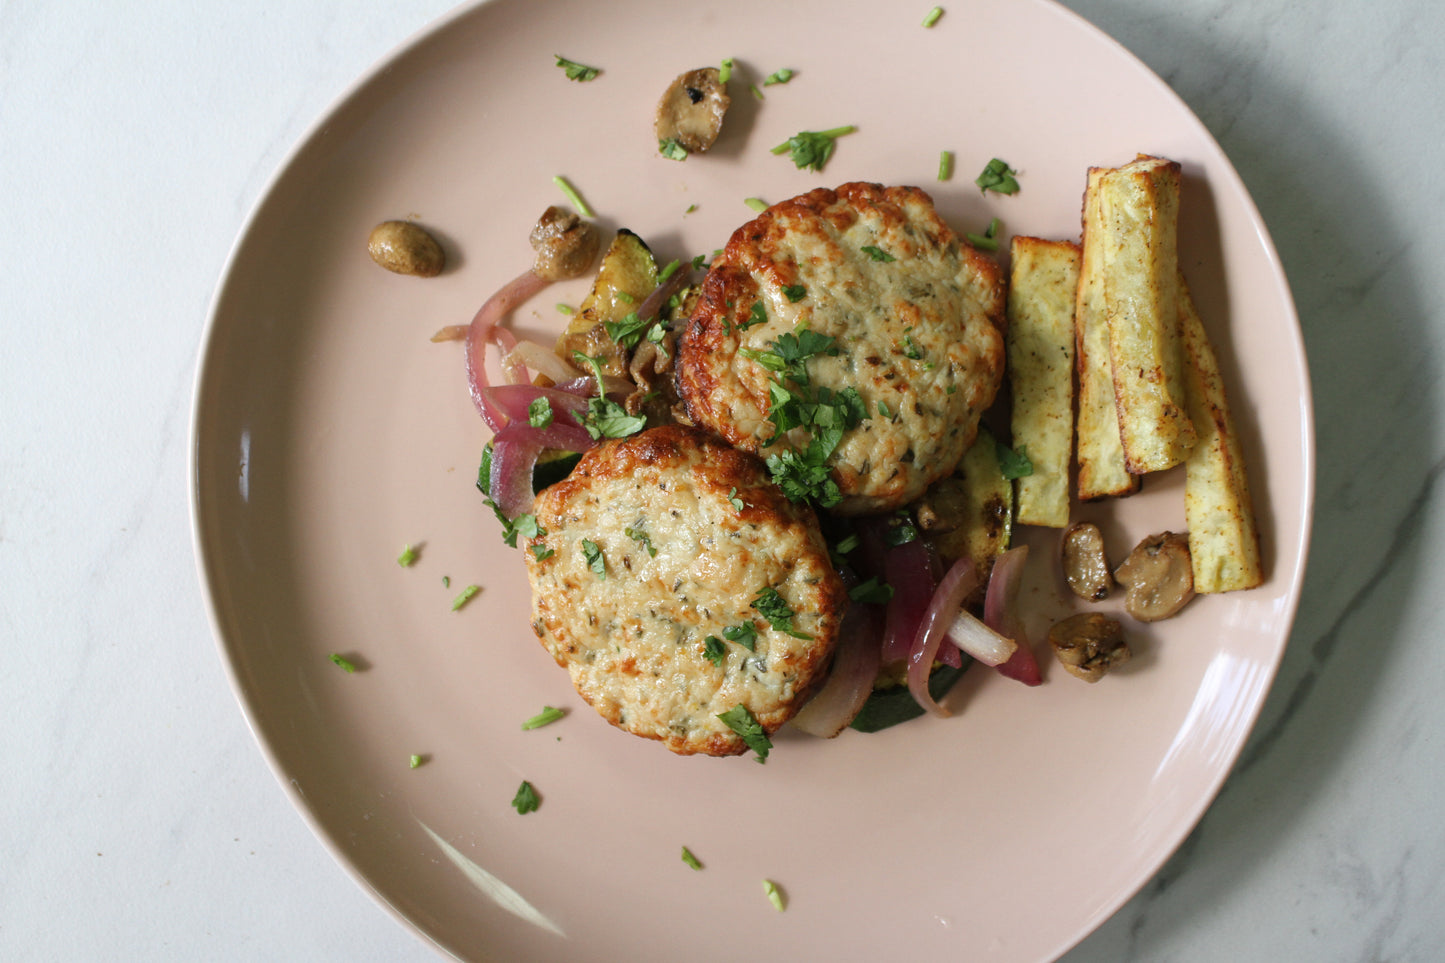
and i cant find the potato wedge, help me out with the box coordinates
[1075,168,1139,500]
[1007,236,1081,527]
[1179,274,1263,592]
[1096,156,1197,473]
[555,229,658,378]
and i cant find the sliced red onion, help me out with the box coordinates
[983,545,1043,686]
[465,269,551,429]
[882,540,936,664]
[487,434,545,520]
[494,408,594,455]
[790,603,882,738]
[906,555,979,717]
[505,338,582,386]
[947,606,1017,666]
[636,264,695,323]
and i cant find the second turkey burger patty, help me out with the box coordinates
[676,182,1006,515]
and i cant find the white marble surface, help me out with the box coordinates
[3,0,1441,959]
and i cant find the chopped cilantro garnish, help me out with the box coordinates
[703,635,727,667]
[528,397,554,428]
[451,584,482,611]
[727,487,745,511]
[782,284,806,302]
[975,157,1020,195]
[603,311,652,348]
[691,253,708,269]
[328,653,357,673]
[625,526,657,557]
[903,332,924,360]
[522,706,565,730]
[860,245,895,262]
[513,514,544,541]
[744,197,768,212]
[740,300,768,330]
[551,175,595,217]
[996,440,1034,479]
[681,846,703,870]
[554,55,600,81]
[397,544,418,567]
[885,513,920,546]
[767,448,841,506]
[751,586,812,639]
[442,575,450,588]
[938,149,954,181]
[530,543,555,561]
[685,203,698,214]
[966,216,1003,251]
[584,397,646,439]
[763,68,795,86]
[763,879,786,911]
[658,137,688,161]
[723,621,758,651]
[718,57,735,83]
[771,125,857,172]
[877,400,893,418]
[717,704,771,762]
[922,6,944,27]
[849,576,895,604]
[511,780,540,814]
[581,539,606,579]
[570,351,646,438]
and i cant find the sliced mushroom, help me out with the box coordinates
[1114,531,1195,622]
[654,67,730,155]
[1048,613,1130,682]
[529,206,600,281]
[1061,522,1114,601]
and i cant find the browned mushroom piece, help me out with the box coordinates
[368,220,445,277]
[529,206,601,281]
[1114,531,1196,622]
[1048,613,1131,682]
[654,67,730,155]
[1061,522,1114,602]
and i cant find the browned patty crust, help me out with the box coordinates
[676,182,1006,515]
[524,425,848,756]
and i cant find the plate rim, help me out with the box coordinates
[188,0,1317,958]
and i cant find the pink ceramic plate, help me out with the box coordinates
[191,0,1312,959]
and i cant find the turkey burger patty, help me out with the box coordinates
[524,425,847,756]
[676,182,1006,515]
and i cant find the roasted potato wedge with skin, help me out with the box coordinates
[1096,155,1198,473]
[1007,236,1081,527]
[1179,274,1263,592]
[555,230,658,379]
[1075,168,1140,500]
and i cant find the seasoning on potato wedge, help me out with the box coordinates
[1074,168,1139,500]
[1006,236,1081,527]
[1095,155,1198,474]
[1179,274,1263,593]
